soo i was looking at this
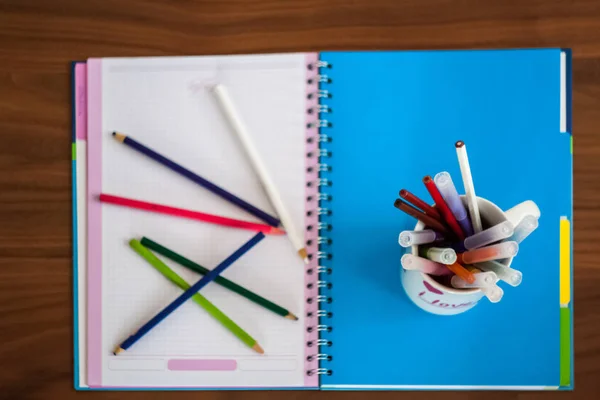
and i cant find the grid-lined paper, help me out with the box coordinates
[91,54,308,387]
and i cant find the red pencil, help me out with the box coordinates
[99,194,285,235]
[399,189,442,220]
[393,198,450,234]
[422,176,465,241]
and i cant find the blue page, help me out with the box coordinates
[318,49,571,388]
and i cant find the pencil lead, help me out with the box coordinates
[113,347,125,356]
[112,131,126,142]
[252,343,265,354]
[271,227,286,235]
[298,248,309,264]
[285,312,299,321]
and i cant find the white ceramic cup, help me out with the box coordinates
[400,196,539,315]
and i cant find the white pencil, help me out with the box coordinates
[455,140,483,233]
[210,84,308,264]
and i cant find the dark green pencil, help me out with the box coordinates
[140,237,298,321]
[129,240,263,354]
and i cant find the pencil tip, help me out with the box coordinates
[112,132,126,143]
[298,248,309,264]
[113,347,124,356]
[252,343,265,354]
[285,313,299,321]
[271,227,286,235]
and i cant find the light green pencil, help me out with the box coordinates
[129,239,264,354]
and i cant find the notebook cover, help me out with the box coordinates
[317,49,572,389]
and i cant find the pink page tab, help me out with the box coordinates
[75,63,87,140]
[86,58,103,387]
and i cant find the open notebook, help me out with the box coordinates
[72,49,573,390]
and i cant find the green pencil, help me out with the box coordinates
[140,237,298,321]
[128,239,264,354]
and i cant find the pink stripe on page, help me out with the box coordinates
[167,359,237,371]
[304,52,320,388]
[86,58,103,387]
[75,63,87,140]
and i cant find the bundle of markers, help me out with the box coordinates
[394,141,539,303]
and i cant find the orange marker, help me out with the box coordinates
[445,262,475,284]
[457,242,519,264]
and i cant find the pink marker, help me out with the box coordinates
[401,254,454,276]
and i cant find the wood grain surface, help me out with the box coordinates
[0,0,598,398]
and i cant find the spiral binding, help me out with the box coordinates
[306,58,333,378]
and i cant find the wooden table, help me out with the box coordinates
[0,0,598,398]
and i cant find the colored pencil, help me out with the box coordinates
[129,239,263,354]
[423,175,466,240]
[455,140,483,233]
[210,84,308,264]
[399,189,441,220]
[140,236,298,321]
[99,193,284,235]
[393,198,449,234]
[114,232,265,355]
[112,131,280,227]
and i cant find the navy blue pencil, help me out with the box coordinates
[112,132,280,227]
[113,232,265,355]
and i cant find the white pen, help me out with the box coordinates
[451,269,504,303]
[210,84,308,263]
[508,215,539,244]
[398,229,445,247]
[463,220,514,250]
[455,140,483,233]
[419,247,457,265]
[476,260,523,287]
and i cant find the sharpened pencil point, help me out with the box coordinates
[113,347,125,355]
[285,312,299,321]
[252,343,265,354]
[271,227,286,235]
[112,131,126,143]
[298,248,309,264]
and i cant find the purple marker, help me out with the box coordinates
[434,171,474,237]
[398,229,445,247]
